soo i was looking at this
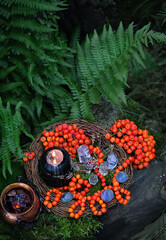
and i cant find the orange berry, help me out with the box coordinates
[69,181,75,187]
[87,196,92,201]
[40,136,46,142]
[68,208,73,213]
[105,133,111,139]
[45,196,50,201]
[123,199,128,205]
[74,213,80,219]
[101,203,106,208]
[43,141,48,146]
[78,178,84,184]
[93,210,98,215]
[126,196,131,200]
[118,166,123,171]
[118,198,124,204]
[70,212,74,217]
[76,174,81,179]
[78,210,83,216]
[122,162,128,168]
[91,207,96,212]
[52,201,57,206]
[101,208,107,213]
[116,195,122,200]
[47,203,53,208]
[43,200,48,206]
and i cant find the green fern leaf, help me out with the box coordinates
[0,66,17,79]
[117,22,125,52]
[69,101,81,119]
[79,93,93,120]
[0,82,24,93]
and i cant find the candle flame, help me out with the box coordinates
[52,151,56,158]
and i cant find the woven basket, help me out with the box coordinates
[25,119,133,217]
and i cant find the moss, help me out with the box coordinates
[0,210,103,240]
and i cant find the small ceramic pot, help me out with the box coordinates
[0,182,41,225]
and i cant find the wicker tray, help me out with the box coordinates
[25,119,133,217]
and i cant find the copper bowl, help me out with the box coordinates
[0,182,41,225]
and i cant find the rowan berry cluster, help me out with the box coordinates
[23,151,35,162]
[105,119,156,169]
[40,123,91,159]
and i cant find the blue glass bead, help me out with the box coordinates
[61,192,73,202]
[116,171,128,183]
[101,189,114,202]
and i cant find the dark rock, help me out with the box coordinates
[92,97,120,128]
[97,159,166,240]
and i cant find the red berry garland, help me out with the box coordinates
[23,120,155,219]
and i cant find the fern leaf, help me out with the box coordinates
[117,22,125,52]
[90,30,104,70]
[107,25,119,57]
[129,49,146,68]
[10,17,55,32]
[0,66,17,79]
[87,86,100,104]
[79,93,93,120]
[0,82,24,92]
[69,101,81,119]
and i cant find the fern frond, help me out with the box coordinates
[0,65,17,79]
[69,101,81,119]
[76,21,166,110]
[117,22,125,52]
[10,17,55,32]
[0,82,24,92]
[79,93,93,121]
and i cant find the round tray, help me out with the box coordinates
[25,119,133,217]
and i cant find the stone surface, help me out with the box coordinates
[92,97,120,128]
[97,158,166,240]
[130,213,166,240]
[116,171,129,183]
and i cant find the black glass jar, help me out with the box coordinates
[40,147,73,187]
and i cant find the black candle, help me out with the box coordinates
[40,147,73,187]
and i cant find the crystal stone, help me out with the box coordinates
[99,162,108,176]
[84,157,98,171]
[61,192,73,202]
[116,171,129,183]
[107,152,118,169]
[77,145,92,164]
[72,162,80,171]
[89,174,98,185]
[101,189,114,202]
